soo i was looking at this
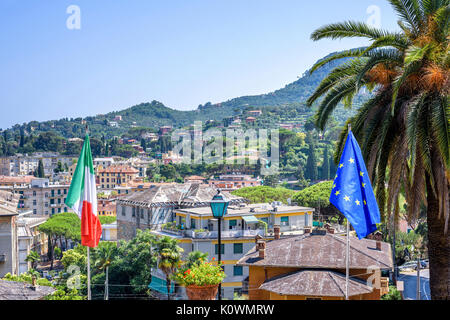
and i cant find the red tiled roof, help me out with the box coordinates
[185,175,206,180]
[0,175,35,184]
[97,165,138,174]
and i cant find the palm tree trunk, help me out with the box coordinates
[426,178,450,300]
[166,278,171,300]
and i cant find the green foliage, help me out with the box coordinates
[38,212,81,242]
[175,257,226,287]
[381,286,402,300]
[292,181,333,207]
[98,215,116,225]
[231,186,296,204]
[25,251,40,269]
[45,288,84,300]
[2,271,52,287]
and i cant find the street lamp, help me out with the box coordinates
[210,189,229,300]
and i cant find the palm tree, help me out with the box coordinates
[156,236,184,300]
[185,251,209,269]
[25,250,41,270]
[307,0,449,299]
[93,242,117,300]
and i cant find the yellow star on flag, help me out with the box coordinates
[339,164,344,169]
[362,182,366,188]
[344,195,350,202]
[349,158,355,164]
[360,171,364,177]
[355,200,361,206]
[335,190,340,196]
[363,200,367,205]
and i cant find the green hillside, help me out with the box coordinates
[2,51,367,140]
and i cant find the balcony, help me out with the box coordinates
[185,229,265,239]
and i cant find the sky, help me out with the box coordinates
[0,0,400,129]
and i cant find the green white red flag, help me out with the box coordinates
[65,134,102,248]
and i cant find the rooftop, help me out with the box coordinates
[237,232,393,270]
[259,269,373,297]
[117,183,245,207]
[177,203,314,218]
[0,280,55,300]
[97,165,139,174]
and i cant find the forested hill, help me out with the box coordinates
[2,50,367,139]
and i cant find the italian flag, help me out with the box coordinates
[65,134,102,248]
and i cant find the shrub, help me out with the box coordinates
[175,257,226,287]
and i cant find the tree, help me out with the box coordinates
[36,159,45,178]
[93,242,117,300]
[305,135,318,181]
[39,212,81,269]
[231,186,296,204]
[307,0,449,299]
[156,236,183,300]
[321,147,330,180]
[25,250,41,270]
[185,251,209,270]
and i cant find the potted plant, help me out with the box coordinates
[175,257,226,300]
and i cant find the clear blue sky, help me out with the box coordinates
[0,0,399,129]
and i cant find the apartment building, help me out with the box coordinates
[0,190,20,277]
[170,203,314,299]
[12,178,70,216]
[97,165,139,190]
[0,153,74,177]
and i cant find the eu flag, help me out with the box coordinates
[330,130,380,239]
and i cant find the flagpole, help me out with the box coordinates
[85,124,92,301]
[87,246,91,300]
[345,124,351,301]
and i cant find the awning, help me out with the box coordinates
[148,276,175,294]
[242,215,260,224]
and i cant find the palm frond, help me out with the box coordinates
[311,21,390,41]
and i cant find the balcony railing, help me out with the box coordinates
[185,229,265,239]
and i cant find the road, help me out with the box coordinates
[398,269,430,300]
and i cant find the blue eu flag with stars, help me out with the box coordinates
[330,130,380,239]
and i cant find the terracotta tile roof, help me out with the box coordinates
[98,202,116,212]
[97,165,138,174]
[259,269,373,297]
[0,175,35,184]
[184,175,206,180]
[237,232,393,270]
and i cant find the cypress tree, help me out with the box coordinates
[305,140,318,181]
[321,147,330,180]
[37,159,45,178]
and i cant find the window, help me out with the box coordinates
[58,189,61,195]
[64,189,67,194]
[215,244,225,255]
[233,243,243,254]
[45,202,48,207]
[33,209,37,214]
[281,216,289,226]
[33,191,36,196]
[191,218,196,229]
[233,266,243,276]
[33,200,36,206]
[260,217,269,225]
[52,208,55,214]
[229,219,237,229]
[58,208,61,213]
[132,207,136,217]
[122,207,126,216]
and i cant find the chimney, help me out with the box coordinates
[31,275,37,290]
[376,241,382,251]
[328,227,335,234]
[273,225,280,240]
[304,227,312,234]
[256,240,266,259]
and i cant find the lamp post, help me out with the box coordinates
[210,189,229,301]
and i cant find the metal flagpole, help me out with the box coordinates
[87,247,91,300]
[345,218,350,300]
[345,124,351,301]
[85,124,92,301]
